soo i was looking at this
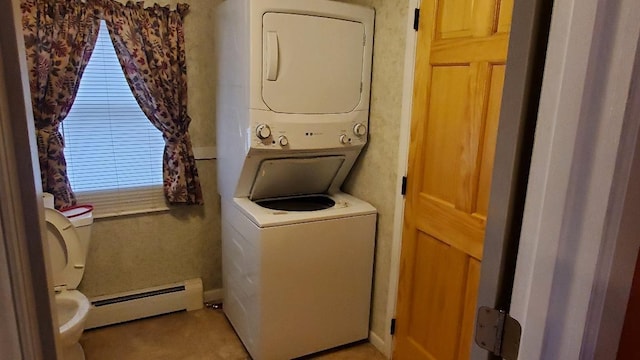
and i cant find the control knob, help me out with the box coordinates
[353,123,367,137]
[256,124,271,140]
[278,135,289,147]
[339,134,351,145]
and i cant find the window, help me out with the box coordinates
[63,20,167,217]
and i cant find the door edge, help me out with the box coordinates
[384,0,420,358]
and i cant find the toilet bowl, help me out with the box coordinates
[44,194,93,360]
[55,290,90,360]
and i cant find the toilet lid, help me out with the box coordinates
[45,208,84,290]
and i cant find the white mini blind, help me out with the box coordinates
[63,20,168,218]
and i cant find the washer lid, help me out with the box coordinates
[45,208,84,290]
[249,156,345,200]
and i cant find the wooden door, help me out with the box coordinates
[394,0,513,359]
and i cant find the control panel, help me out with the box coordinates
[251,119,369,150]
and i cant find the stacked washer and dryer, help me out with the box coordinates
[215,1,376,359]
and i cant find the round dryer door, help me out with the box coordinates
[45,208,85,290]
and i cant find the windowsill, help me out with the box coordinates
[93,205,170,219]
[192,146,216,160]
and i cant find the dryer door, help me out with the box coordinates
[261,13,365,114]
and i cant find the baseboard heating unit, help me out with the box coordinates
[85,278,203,329]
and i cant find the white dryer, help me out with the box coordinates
[215,0,376,358]
[215,0,375,200]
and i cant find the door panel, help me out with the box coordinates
[459,259,481,360]
[408,232,470,360]
[437,0,473,39]
[395,0,512,358]
[401,232,483,360]
[422,65,471,206]
[497,0,514,34]
[477,65,506,216]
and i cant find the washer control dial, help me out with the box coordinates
[278,135,289,147]
[339,134,351,145]
[256,124,271,140]
[353,123,367,137]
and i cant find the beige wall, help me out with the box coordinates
[80,0,411,343]
[80,0,223,297]
[79,161,221,296]
[338,0,408,339]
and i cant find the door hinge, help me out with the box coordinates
[413,8,420,31]
[475,307,522,360]
[390,318,396,335]
[401,176,407,196]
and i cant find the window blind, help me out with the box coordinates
[63,20,168,218]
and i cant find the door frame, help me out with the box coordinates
[0,0,59,358]
[509,0,640,358]
[380,0,420,356]
[387,0,640,358]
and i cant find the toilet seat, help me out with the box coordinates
[45,208,84,290]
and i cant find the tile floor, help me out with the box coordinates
[80,308,387,360]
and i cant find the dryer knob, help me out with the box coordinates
[278,135,289,147]
[339,134,351,145]
[256,124,271,140]
[353,123,367,137]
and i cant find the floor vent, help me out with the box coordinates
[85,278,203,329]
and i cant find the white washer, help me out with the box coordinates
[221,192,376,360]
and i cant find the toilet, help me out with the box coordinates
[44,193,93,360]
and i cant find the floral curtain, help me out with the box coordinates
[96,0,203,204]
[21,0,100,209]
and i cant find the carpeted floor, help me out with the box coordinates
[80,308,387,360]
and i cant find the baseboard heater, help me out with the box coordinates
[85,278,203,329]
